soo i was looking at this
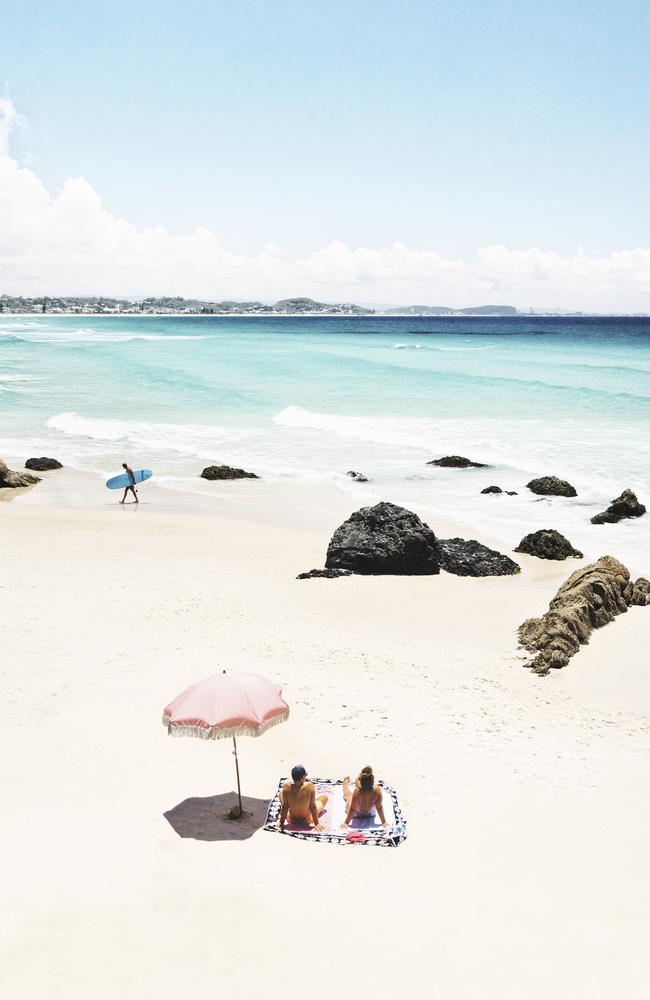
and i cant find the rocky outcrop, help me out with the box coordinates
[428,455,487,468]
[591,489,646,525]
[0,458,41,489]
[325,502,441,575]
[297,568,353,580]
[346,470,368,483]
[438,538,520,577]
[515,529,583,561]
[479,485,518,495]
[518,556,635,674]
[526,476,577,498]
[25,457,63,471]
[200,465,259,480]
[632,577,650,606]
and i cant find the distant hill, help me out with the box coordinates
[383,304,518,316]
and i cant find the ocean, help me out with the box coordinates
[2,314,649,571]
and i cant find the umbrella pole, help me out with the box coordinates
[232,735,243,816]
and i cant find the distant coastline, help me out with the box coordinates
[1,295,647,317]
[0,295,520,318]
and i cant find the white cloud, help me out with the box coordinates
[1,98,650,309]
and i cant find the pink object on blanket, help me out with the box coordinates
[163,670,289,740]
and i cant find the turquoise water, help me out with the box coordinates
[2,314,649,568]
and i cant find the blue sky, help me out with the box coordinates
[1,0,650,306]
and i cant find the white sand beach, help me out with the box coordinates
[2,474,650,999]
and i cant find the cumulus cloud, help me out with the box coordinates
[1,98,650,309]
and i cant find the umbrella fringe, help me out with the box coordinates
[162,708,289,740]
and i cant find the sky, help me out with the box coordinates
[1,0,650,308]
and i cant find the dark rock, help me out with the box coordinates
[481,485,503,494]
[506,491,519,496]
[200,464,259,481]
[591,489,646,525]
[438,538,520,577]
[0,458,41,489]
[427,455,488,468]
[632,577,650,606]
[526,476,577,498]
[25,456,63,471]
[325,501,441,575]
[518,556,633,674]
[297,568,353,580]
[514,529,583,561]
[346,470,368,483]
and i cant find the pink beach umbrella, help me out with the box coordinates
[162,669,289,817]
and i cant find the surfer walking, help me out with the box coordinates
[120,462,139,504]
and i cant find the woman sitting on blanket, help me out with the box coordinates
[341,766,390,831]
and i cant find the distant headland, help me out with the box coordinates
[0,294,520,317]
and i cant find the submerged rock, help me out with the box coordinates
[506,491,519,496]
[518,556,633,674]
[0,458,41,489]
[591,489,646,525]
[526,476,577,498]
[481,485,503,494]
[428,455,487,468]
[201,464,259,481]
[438,538,520,577]
[346,470,368,483]
[25,457,63,471]
[632,577,650,606]
[325,501,441,575]
[515,529,583,561]
[297,568,353,580]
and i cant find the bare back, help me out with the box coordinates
[282,780,316,823]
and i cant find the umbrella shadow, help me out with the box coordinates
[163,792,270,842]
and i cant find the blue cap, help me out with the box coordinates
[291,764,307,781]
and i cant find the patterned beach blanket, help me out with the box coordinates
[264,777,407,847]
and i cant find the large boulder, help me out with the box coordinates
[438,538,520,577]
[25,456,63,471]
[325,502,441,575]
[632,578,650,606]
[591,489,646,525]
[428,455,487,468]
[201,464,259,480]
[515,529,583,561]
[481,485,502,494]
[526,476,577,498]
[0,458,41,489]
[518,556,634,674]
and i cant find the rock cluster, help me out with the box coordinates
[346,470,368,482]
[526,476,577,498]
[517,556,645,674]
[428,455,487,468]
[306,502,519,579]
[480,485,518,495]
[0,458,41,489]
[438,538,520,577]
[297,568,353,580]
[325,501,441,575]
[591,489,646,525]
[25,457,63,471]
[515,529,583,561]
[200,465,259,480]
